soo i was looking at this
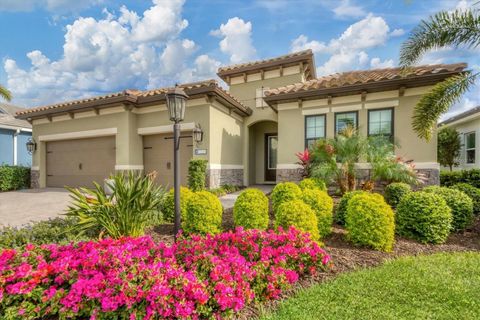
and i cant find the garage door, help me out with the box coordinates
[143,133,193,188]
[46,136,115,188]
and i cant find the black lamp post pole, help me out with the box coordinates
[173,122,181,240]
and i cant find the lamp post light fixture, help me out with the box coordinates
[165,85,188,239]
[26,138,36,154]
[193,125,204,143]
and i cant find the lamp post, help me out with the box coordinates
[165,86,188,239]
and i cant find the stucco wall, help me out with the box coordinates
[444,116,480,170]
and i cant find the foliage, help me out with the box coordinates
[233,189,269,230]
[400,8,480,140]
[345,193,395,252]
[270,182,303,213]
[298,177,327,192]
[209,184,242,196]
[384,182,412,207]
[0,84,11,101]
[451,183,480,215]
[302,189,333,238]
[0,218,92,249]
[0,228,331,319]
[66,172,166,239]
[423,186,474,231]
[161,186,193,223]
[275,200,319,241]
[183,191,223,235]
[335,190,367,225]
[440,169,480,188]
[0,166,30,191]
[296,149,312,177]
[188,159,208,191]
[396,192,452,244]
[437,127,461,170]
[260,252,480,320]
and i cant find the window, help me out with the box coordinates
[255,87,269,108]
[368,108,394,138]
[335,111,358,134]
[466,131,476,164]
[305,115,326,147]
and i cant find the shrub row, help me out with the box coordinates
[187,159,207,191]
[440,169,480,188]
[0,228,330,319]
[0,165,30,192]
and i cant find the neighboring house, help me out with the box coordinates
[0,103,32,166]
[16,50,466,189]
[438,106,480,170]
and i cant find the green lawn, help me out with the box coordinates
[261,252,480,320]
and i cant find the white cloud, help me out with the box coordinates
[0,0,103,13]
[211,17,257,63]
[4,0,218,107]
[332,0,366,19]
[390,28,405,37]
[292,14,393,75]
[193,55,221,78]
[370,57,395,69]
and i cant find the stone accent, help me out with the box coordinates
[206,169,243,188]
[276,168,303,183]
[416,168,440,187]
[30,170,40,189]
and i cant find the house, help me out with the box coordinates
[15,50,466,189]
[438,106,480,170]
[0,103,32,166]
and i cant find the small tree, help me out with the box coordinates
[438,127,461,171]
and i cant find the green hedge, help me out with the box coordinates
[0,165,30,191]
[271,182,303,213]
[275,199,319,241]
[233,189,269,230]
[302,189,333,238]
[188,159,208,191]
[450,183,480,215]
[440,169,480,188]
[184,191,223,235]
[384,182,411,207]
[335,190,367,225]
[161,187,193,224]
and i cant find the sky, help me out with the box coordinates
[0,0,478,120]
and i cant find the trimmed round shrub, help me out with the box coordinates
[162,187,193,223]
[299,178,327,192]
[302,189,333,238]
[271,182,302,213]
[423,186,474,231]
[233,188,269,230]
[384,182,411,207]
[345,193,395,252]
[396,192,452,244]
[183,191,223,235]
[451,183,480,215]
[275,199,319,240]
[335,190,367,225]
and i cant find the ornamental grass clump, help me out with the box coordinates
[423,186,474,231]
[345,193,395,252]
[396,192,452,244]
[0,227,330,319]
[183,191,223,235]
[275,200,320,241]
[271,182,302,213]
[233,188,269,230]
[384,182,412,207]
[302,189,333,238]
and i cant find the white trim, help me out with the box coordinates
[115,165,144,170]
[207,164,243,170]
[13,130,18,165]
[31,166,40,171]
[20,128,32,133]
[413,162,440,170]
[277,163,302,169]
[442,113,480,127]
[331,104,362,112]
[38,128,117,142]
[138,122,195,135]
[364,100,399,110]
[302,107,329,115]
[278,162,440,170]
[0,124,31,132]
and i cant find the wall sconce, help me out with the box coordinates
[193,125,204,143]
[26,138,37,154]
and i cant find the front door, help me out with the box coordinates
[265,133,278,182]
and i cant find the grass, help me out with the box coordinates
[260,252,480,320]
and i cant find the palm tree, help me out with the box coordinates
[400,6,480,141]
[0,85,11,101]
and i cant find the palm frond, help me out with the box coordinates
[0,85,12,102]
[412,72,477,141]
[400,8,480,66]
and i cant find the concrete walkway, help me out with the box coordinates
[219,184,274,210]
[0,188,71,227]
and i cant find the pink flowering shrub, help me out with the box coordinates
[0,227,330,319]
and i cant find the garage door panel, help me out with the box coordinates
[46,136,115,188]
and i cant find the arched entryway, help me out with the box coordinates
[247,120,278,185]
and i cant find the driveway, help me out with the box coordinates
[0,188,71,227]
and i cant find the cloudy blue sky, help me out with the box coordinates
[0,0,477,119]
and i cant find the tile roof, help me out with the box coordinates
[439,105,480,126]
[264,63,467,98]
[16,80,251,119]
[0,103,31,129]
[217,50,316,80]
